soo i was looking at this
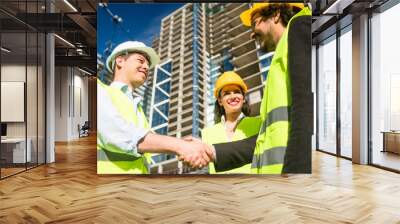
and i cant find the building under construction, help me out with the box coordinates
[147,3,274,173]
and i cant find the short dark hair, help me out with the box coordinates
[213,90,250,123]
[255,4,301,27]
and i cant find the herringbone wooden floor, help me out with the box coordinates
[1,135,400,223]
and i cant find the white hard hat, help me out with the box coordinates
[106,41,160,72]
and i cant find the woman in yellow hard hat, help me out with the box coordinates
[201,71,261,174]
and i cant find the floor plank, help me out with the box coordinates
[0,135,399,223]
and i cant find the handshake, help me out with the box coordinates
[176,136,215,169]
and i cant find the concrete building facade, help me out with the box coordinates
[150,3,274,139]
[206,3,273,124]
[151,4,209,139]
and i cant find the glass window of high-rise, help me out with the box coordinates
[370,2,400,171]
[150,61,172,136]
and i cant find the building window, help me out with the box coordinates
[370,2,400,171]
[155,126,168,135]
[156,69,170,83]
[339,26,352,158]
[154,89,169,103]
[151,111,167,127]
[0,1,46,179]
[317,35,337,154]
[157,103,170,116]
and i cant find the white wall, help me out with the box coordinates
[1,65,25,130]
[1,65,39,138]
[55,66,68,141]
[54,67,89,141]
[1,65,26,142]
[1,63,46,163]
[72,72,89,138]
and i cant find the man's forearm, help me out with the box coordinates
[137,133,182,154]
[213,135,257,172]
[138,133,213,168]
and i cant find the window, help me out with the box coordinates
[339,26,352,158]
[0,1,46,179]
[151,111,167,127]
[154,89,169,103]
[370,2,400,171]
[317,35,337,154]
[159,82,171,93]
[156,69,170,83]
[161,61,172,72]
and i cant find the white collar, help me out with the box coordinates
[221,112,245,125]
[110,81,142,101]
[110,81,133,94]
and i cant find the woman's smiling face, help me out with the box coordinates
[218,84,245,115]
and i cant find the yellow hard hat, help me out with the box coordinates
[240,3,305,27]
[214,71,248,98]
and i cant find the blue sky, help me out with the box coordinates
[97,3,184,56]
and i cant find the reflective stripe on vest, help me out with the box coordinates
[252,7,312,174]
[259,106,290,134]
[97,80,151,174]
[251,147,285,174]
[201,116,261,174]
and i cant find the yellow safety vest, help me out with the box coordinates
[252,7,312,174]
[202,116,261,174]
[97,80,152,174]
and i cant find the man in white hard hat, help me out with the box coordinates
[97,41,213,174]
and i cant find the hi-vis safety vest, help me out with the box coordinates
[97,80,152,174]
[202,116,261,174]
[251,7,312,174]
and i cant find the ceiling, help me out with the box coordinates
[311,0,392,44]
[0,0,99,73]
[1,0,396,72]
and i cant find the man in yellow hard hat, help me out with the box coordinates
[240,3,305,52]
[204,3,313,174]
[97,41,213,174]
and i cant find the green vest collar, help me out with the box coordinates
[290,7,311,22]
